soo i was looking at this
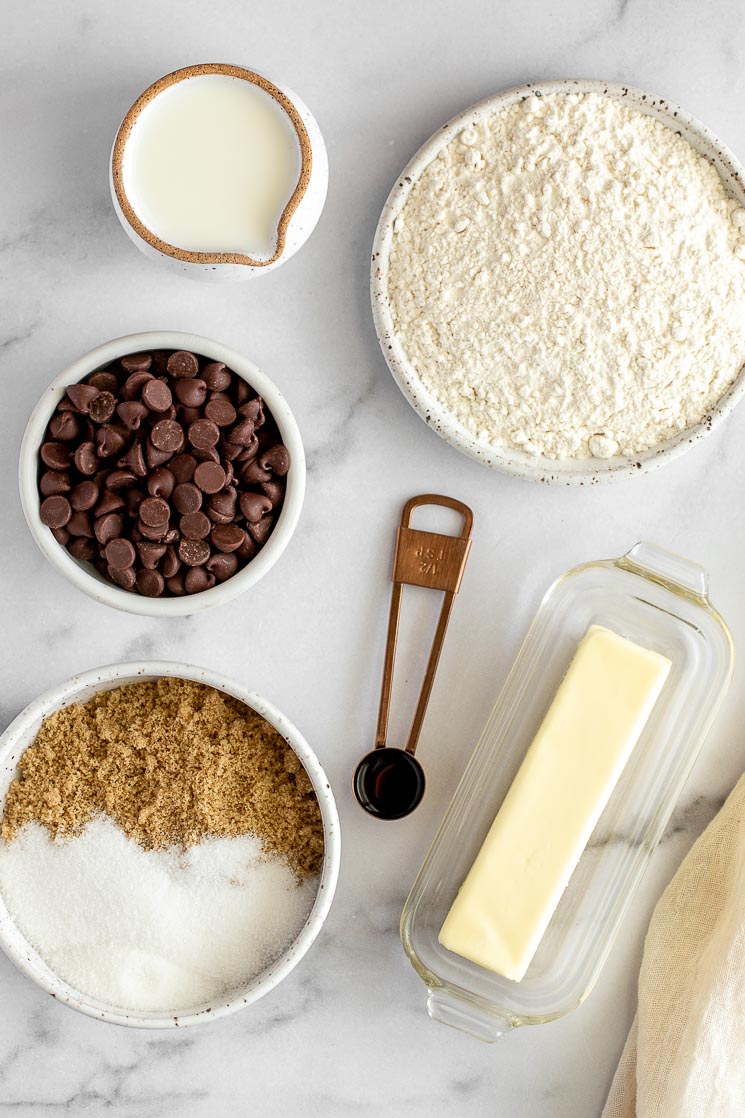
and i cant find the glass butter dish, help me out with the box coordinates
[400,542,733,1041]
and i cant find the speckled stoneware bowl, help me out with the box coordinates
[0,661,341,1029]
[110,63,328,281]
[19,331,305,617]
[372,78,745,485]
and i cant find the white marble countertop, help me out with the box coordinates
[3,0,745,1113]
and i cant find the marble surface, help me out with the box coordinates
[2,0,745,1113]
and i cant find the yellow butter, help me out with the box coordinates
[439,625,671,981]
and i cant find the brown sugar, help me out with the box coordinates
[1,678,324,879]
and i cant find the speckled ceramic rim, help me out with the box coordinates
[0,660,341,1029]
[111,64,312,267]
[18,331,306,617]
[372,78,745,485]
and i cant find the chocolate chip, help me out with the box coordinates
[174,379,207,408]
[70,480,99,511]
[236,534,259,561]
[95,512,123,546]
[194,446,221,466]
[249,515,274,544]
[40,470,71,497]
[72,441,97,475]
[206,552,239,581]
[211,524,245,553]
[178,537,210,566]
[68,537,97,562]
[239,397,264,424]
[139,496,170,528]
[136,541,167,569]
[166,572,186,595]
[94,491,124,517]
[136,568,165,597]
[229,418,256,446]
[235,381,252,406]
[115,401,145,430]
[147,467,175,498]
[146,440,174,469]
[193,461,226,494]
[120,353,152,373]
[87,371,119,393]
[125,489,145,517]
[240,492,273,523]
[207,488,237,520]
[51,526,70,546]
[67,510,94,538]
[173,483,202,514]
[170,454,197,483]
[105,469,137,491]
[185,567,215,593]
[242,458,272,485]
[220,440,244,461]
[151,419,185,452]
[105,538,136,569]
[88,391,116,424]
[161,547,181,578]
[119,441,147,477]
[122,371,154,400]
[202,362,231,391]
[188,419,220,450]
[260,445,291,476]
[66,384,99,413]
[205,398,237,427]
[40,495,72,528]
[142,379,173,412]
[49,412,80,441]
[180,510,211,540]
[138,519,168,541]
[96,426,126,458]
[109,564,136,590]
[167,351,199,379]
[41,442,71,470]
[262,479,284,506]
[236,436,260,462]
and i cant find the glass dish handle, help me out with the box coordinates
[426,985,512,1043]
[622,541,709,601]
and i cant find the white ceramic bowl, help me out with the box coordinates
[19,331,305,617]
[110,64,328,282]
[0,660,340,1029]
[372,79,745,484]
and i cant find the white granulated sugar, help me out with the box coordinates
[0,818,318,1013]
[387,92,745,459]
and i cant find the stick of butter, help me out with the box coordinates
[439,625,671,981]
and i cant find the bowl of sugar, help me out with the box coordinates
[0,661,340,1028]
[110,64,328,281]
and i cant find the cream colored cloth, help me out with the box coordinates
[603,772,745,1118]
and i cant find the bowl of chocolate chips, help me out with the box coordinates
[19,332,305,615]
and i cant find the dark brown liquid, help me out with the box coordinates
[353,748,425,820]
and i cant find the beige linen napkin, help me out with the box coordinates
[603,772,745,1118]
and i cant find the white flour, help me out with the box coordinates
[387,92,745,460]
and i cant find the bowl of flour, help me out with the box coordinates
[372,80,745,483]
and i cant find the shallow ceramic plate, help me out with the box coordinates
[371,79,745,484]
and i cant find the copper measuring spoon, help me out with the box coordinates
[354,495,473,820]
